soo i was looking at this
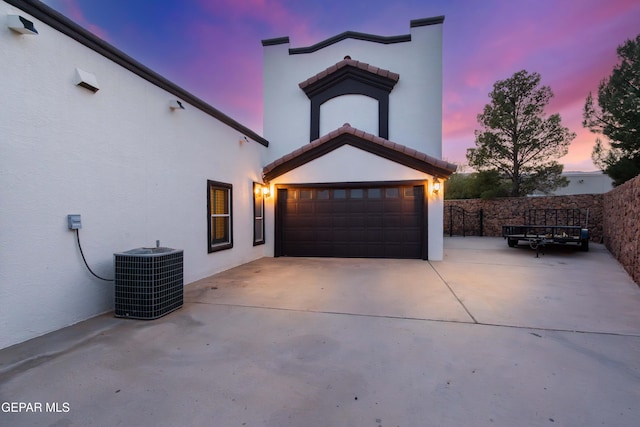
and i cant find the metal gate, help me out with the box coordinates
[445,206,484,237]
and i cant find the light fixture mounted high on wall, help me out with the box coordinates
[7,14,38,35]
[433,177,441,194]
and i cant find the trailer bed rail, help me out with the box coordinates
[502,209,589,255]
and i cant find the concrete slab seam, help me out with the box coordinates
[191,301,640,338]
[427,261,478,323]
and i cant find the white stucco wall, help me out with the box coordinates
[320,95,378,137]
[264,145,445,260]
[0,3,267,349]
[262,19,446,261]
[263,21,443,160]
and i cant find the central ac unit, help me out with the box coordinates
[114,247,183,319]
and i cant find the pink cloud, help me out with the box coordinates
[60,0,110,41]
[195,0,318,44]
[442,103,478,140]
[562,127,601,171]
[176,21,265,130]
[441,0,639,170]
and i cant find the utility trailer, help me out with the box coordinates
[502,209,590,256]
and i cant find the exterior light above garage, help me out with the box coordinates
[433,177,441,194]
[255,183,270,197]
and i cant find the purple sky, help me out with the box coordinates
[41,0,640,171]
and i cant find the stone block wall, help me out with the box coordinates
[602,174,640,285]
[444,194,603,242]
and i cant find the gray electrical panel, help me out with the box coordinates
[67,214,82,229]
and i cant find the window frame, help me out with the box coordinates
[207,180,233,253]
[253,182,266,246]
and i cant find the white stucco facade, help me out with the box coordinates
[263,20,444,161]
[0,1,268,349]
[1,2,451,350]
[262,17,449,262]
[320,95,379,137]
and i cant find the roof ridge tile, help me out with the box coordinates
[298,57,400,88]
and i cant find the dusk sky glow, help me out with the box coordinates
[41,0,640,171]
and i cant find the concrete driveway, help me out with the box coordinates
[2,237,640,426]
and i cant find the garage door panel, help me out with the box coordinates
[297,203,315,214]
[384,228,407,242]
[365,215,383,227]
[316,228,332,241]
[366,243,384,257]
[366,228,384,241]
[367,200,383,210]
[332,216,349,227]
[348,229,368,241]
[312,244,333,256]
[286,217,310,228]
[285,229,314,241]
[347,200,366,211]
[346,216,365,227]
[280,185,425,259]
[315,203,333,214]
[332,203,349,214]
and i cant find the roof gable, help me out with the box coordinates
[263,124,456,182]
[299,58,399,97]
[299,58,399,141]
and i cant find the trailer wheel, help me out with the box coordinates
[507,238,517,248]
[580,239,589,252]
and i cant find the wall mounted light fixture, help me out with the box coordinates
[433,177,441,194]
[169,99,185,110]
[75,68,99,93]
[8,14,38,35]
[254,183,270,198]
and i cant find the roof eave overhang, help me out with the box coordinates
[7,0,269,147]
[263,130,456,182]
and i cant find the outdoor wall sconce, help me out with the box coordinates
[169,99,185,110]
[7,14,38,35]
[75,68,100,93]
[255,183,270,198]
[433,177,441,194]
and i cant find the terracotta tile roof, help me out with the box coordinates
[299,58,400,90]
[263,123,457,181]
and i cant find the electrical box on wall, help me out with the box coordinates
[67,214,81,229]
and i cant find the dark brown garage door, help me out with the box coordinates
[276,184,427,259]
